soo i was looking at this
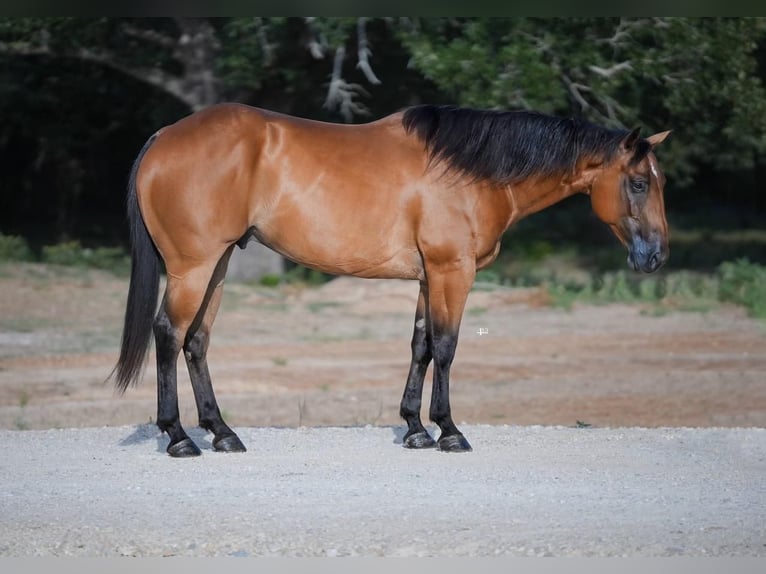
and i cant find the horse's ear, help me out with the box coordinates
[646,130,672,148]
[621,127,642,152]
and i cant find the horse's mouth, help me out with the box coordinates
[627,243,668,273]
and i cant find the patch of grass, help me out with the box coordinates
[546,271,720,312]
[259,273,282,287]
[541,259,766,319]
[355,327,374,340]
[14,391,30,430]
[301,334,350,343]
[0,233,34,261]
[468,306,488,316]
[220,410,233,425]
[271,357,288,366]
[717,258,766,318]
[41,241,130,275]
[220,288,248,313]
[258,302,289,313]
[0,317,56,332]
[307,301,344,313]
[474,269,502,285]
[352,401,384,426]
[283,265,334,287]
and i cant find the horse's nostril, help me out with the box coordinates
[648,251,662,272]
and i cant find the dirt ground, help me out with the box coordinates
[1,263,765,432]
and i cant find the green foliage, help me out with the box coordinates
[717,258,766,318]
[399,18,566,113]
[258,273,282,287]
[41,241,129,274]
[546,270,710,311]
[539,260,766,319]
[282,264,335,286]
[474,268,502,285]
[0,233,33,261]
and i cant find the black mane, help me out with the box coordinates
[402,104,649,184]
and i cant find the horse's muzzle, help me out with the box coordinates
[627,238,668,273]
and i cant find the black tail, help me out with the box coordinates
[112,134,161,393]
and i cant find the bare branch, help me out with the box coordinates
[598,18,644,48]
[602,95,628,125]
[305,17,327,59]
[356,17,381,85]
[324,45,370,122]
[253,17,275,67]
[0,40,50,56]
[588,61,633,79]
[121,23,175,48]
[1,19,219,111]
[76,47,193,108]
[519,31,551,55]
[561,73,593,112]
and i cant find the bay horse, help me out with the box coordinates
[112,103,671,457]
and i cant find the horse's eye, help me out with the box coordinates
[631,179,648,193]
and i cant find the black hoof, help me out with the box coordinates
[403,431,437,449]
[213,434,247,453]
[167,437,202,458]
[437,434,472,453]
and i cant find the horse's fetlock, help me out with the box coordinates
[156,418,173,433]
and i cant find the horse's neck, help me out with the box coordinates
[501,174,582,228]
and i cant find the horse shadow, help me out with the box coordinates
[118,423,437,453]
[119,423,213,454]
[389,424,439,446]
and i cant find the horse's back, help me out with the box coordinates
[243,107,429,278]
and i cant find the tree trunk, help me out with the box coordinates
[174,18,285,281]
[173,18,221,111]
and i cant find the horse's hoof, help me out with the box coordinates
[437,434,472,453]
[403,431,437,449]
[213,434,247,453]
[167,437,202,458]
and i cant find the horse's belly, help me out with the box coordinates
[254,219,424,280]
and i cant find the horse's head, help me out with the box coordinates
[589,128,671,273]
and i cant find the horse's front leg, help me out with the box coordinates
[424,262,475,453]
[399,282,436,448]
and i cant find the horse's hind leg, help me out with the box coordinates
[184,246,246,453]
[154,301,199,457]
[154,260,221,457]
[399,282,436,448]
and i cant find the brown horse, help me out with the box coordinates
[113,103,671,457]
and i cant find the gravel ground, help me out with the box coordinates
[1,424,764,557]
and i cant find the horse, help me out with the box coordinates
[112,103,671,457]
